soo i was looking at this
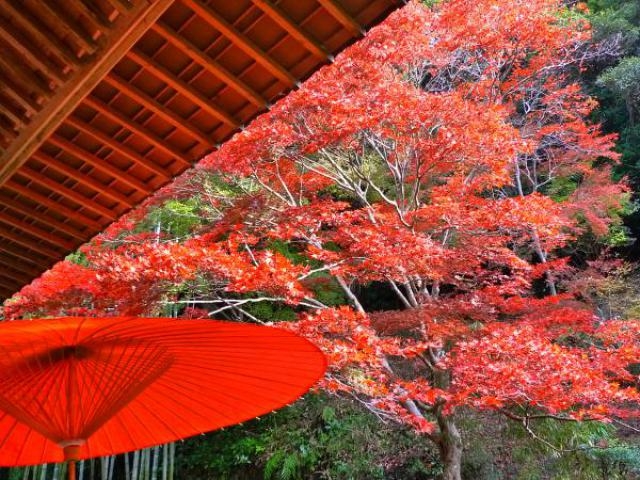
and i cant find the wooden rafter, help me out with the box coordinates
[0,78,39,116]
[0,193,87,241]
[31,150,134,208]
[103,73,214,146]
[0,241,53,270]
[317,0,362,35]
[47,134,153,195]
[127,49,239,128]
[27,0,97,57]
[16,167,119,220]
[182,0,297,86]
[3,180,103,231]
[251,0,329,60]
[0,261,36,285]
[0,54,51,103]
[151,21,266,108]
[0,211,75,251]
[0,17,66,86]
[83,95,190,164]
[0,224,61,260]
[64,115,174,181]
[0,0,176,186]
[0,276,20,293]
[0,1,81,69]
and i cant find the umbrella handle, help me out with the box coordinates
[68,460,76,480]
[63,445,81,480]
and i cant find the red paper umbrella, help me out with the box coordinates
[0,317,326,478]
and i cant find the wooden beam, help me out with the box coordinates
[251,0,329,60]
[104,73,214,146]
[0,53,51,103]
[0,79,39,116]
[3,180,104,231]
[128,49,239,128]
[0,2,81,69]
[0,17,66,86]
[0,0,176,187]
[182,0,297,86]
[0,192,87,241]
[0,210,75,251]
[0,102,25,129]
[0,224,62,261]
[47,134,153,195]
[64,115,173,181]
[18,166,119,221]
[31,150,135,208]
[65,1,111,39]
[0,261,34,285]
[0,275,20,293]
[83,95,191,166]
[31,0,98,57]
[316,0,363,36]
[0,240,53,270]
[102,0,133,18]
[151,22,266,108]
[0,252,43,278]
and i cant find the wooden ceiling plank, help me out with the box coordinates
[34,0,98,56]
[32,150,135,208]
[0,245,51,272]
[0,224,62,261]
[0,0,176,187]
[0,2,81,69]
[316,0,363,36]
[0,261,35,285]
[101,0,133,17]
[251,0,329,60]
[47,134,153,195]
[19,166,119,221]
[0,242,53,270]
[0,211,75,251]
[4,180,104,231]
[0,125,17,147]
[65,114,173,181]
[0,54,51,102]
[152,22,266,108]
[0,276,20,293]
[0,253,42,277]
[0,80,39,116]
[0,102,26,130]
[104,73,214,146]
[182,0,297,86]
[0,18,66,86]
[67,1,112,37]
[128,49,239,128]
[0,192,87,241]
[83,95,191,166]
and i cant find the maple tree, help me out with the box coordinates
[6,1,640,478]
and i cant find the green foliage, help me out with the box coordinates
[142,198,204,238]
[545,175,580,203]
[242,299,298,322]
[598,58,640,109]
[176,395,440,480]
[508,419,640,479]
[588,0,640,53]
[65,250,90,266]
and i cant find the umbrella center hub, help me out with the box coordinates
[50,345,91,362]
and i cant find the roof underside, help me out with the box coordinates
[0,0,401,300]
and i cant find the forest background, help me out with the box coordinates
[5,1,640,479]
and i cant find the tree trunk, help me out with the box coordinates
[436,414,463,480]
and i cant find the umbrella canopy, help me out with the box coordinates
[0,316,326,468]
